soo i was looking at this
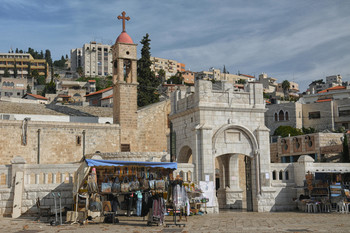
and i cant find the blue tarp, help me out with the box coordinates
[85,159,177,169]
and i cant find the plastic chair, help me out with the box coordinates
[312,203,321,213]
[336,201,347,214]
[305,203,313,213]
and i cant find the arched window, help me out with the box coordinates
[187,171,192,182]
[285,111,289,121]
[285,170,289,180]
[279,170,283,180]
[274,113,278,121]
[179,171,184,180]
[272,171,276,180]
[279,110,284,121]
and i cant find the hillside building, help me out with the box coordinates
[70,42,113,77]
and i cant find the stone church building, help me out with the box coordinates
[1,12,350,216]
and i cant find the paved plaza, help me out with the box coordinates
[1,211,350,233]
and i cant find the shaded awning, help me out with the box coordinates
[85,159,177,169]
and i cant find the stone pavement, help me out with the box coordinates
[1,211,350,233]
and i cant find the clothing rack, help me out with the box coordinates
[166,178,186,228]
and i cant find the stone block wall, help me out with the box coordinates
[137,100,170,152]
[0,162,79,217]
[0,120,120,165]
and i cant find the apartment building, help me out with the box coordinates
[0,53,48,78]
[182,70,196,84]
[150,57,186,79]
[70,42,113,77]
[308,75,343,94]
[195,68,254,83]
[0,77,31,98]
[276,81,300,98]
[265,85,350,134]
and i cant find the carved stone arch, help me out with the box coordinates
[177,145,193,163]
[285,111,289,121]
[212,124,259,158]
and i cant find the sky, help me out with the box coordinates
[1,0,350,92]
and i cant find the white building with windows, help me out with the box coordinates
[70,42,113,77]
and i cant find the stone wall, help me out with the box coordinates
[137,100,170,152]
[0,120,120,165]
[0,159,79,217]
[270,133,343,162]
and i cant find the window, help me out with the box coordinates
[274,113,278,121]
[279,170,283,180]
[76,136,81,146]
[285,112,289,121]
[308,111,320,119]
[339,107,350,117]
[121,144,130,152]
[279,110,284,121]
[272,171,276,180]
[285,171,289,180]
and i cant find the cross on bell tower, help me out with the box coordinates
[117,11,130,32]
[112,11,138,151]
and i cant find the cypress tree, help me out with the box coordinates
[137,33,161,107]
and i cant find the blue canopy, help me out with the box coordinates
[85,159,177,169]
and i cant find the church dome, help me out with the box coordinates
[116,32,133,44]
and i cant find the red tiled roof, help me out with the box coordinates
[239,74,255,79]
[116,32,133,44]
[25,93,48,100]
[101,94,113,100]
[316,98,332,102]
[265,100,271,104]
[318,85,345,93]
[88,80,96,83]
[85,87,112,97]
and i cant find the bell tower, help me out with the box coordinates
[112,11,138,151]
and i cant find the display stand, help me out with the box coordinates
[73,158,177,226]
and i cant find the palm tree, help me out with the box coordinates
[282,80,290,99]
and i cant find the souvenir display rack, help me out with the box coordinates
[73,159,177,226]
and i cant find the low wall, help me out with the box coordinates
[0,159,79,217]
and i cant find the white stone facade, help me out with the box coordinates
[170,80,274,212]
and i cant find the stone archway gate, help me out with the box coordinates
[170,80,274,212]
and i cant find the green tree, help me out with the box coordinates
[41,81,56,96]
[342,134,350,162]
[3,68,10,77]
[137,33,161,107]
[77,66,84,77]
[237,79,246,84]
[36,76,46,85]
[13,61,17,78]
[158,69,166,83]
[31,70,39,79]
[223,65,227,74]
[167,71,183,84]
[53,55,66,68]
[282,80,290,97]
[273,126,303,137]
[26,84,32,94]
[302,127,316,134]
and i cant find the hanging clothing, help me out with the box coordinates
[173,184,187,209]
[135,190,143,216]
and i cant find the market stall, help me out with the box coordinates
[299,171,350,213]
[71,158,177,226]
